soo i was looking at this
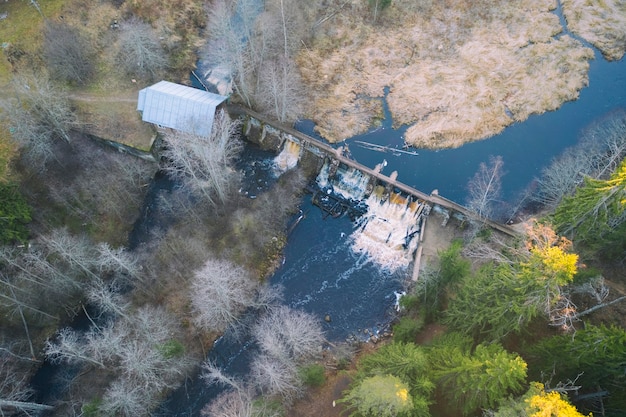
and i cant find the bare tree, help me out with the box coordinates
[161,110,242,207]
[254,0,311,122]
[43,22,94,85]
[94,242,140,284]
[250,353,302,401]
[466,155,504,220]
[202,388,254,417]
[0,354,53,416]
[203,0,255,105]
[39,228,99,281]
[100,377,156,417]
[253,306,324,362]
[45,327,105,368]
[45,305,191,416]
[202,360,245,392]
[86,279,131,320]
[3,76,77,170]
[257,56,304,123]
[38,228,141,286]
[535,147,593,208]
[202,0,317,116]
[577,110,626,181]
[535,110,626,208]
[115,18,167,80]
[189,258,258,333]
[202,362,287,417]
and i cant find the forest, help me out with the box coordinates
[0,0,625,416]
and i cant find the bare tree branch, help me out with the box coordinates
[466,155,504,220]
[161,110,242,208]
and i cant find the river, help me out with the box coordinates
[157,43,625,414]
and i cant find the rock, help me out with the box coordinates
[324,314,331,323]
[369,335,379,344]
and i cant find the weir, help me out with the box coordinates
[230,104,519,238]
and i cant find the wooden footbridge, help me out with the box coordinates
[228,105,518,237]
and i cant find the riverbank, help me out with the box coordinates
[297,0,626,149]
[286,208,464,416]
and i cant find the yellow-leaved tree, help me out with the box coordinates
[445,221,580,339]
[490,382,591,417]
[527,388,590,417]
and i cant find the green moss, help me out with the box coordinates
[0,0,66,83]
[299,363,326,387]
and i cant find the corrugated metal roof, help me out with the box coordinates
[137,80,227,137]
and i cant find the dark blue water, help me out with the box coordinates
[297,55,626,206]
[157,200,403,416]
[273,198,403,340]
[158,51,626,415]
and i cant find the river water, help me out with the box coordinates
[157,46,625,414]
[299,54,625,206]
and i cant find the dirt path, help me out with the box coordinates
[68,91,139,103]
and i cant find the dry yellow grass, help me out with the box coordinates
[72,93,155,150]
[299,0,595,148]
[562,0,626,60]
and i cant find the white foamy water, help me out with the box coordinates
[273,139,301,173]
[351,191,424,272]
[316,159,371,201]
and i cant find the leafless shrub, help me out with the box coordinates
[115,18,167,80]
[43,22,94,85]
[253,306,325,362]
[466,155,504,220]
[161,110,243,208]
[0,353,53,415]
[2,76,77,170]
[189,258,258,333]
[250,353,302,401]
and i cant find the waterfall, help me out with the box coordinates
[314,159,424,270]
[273,139,301,173]
[351,189,424,272]
[316,159,371,201]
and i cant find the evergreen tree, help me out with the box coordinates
[445,225,578,340]
[490,382,591,417]
[428,334,527,415]
[554,158,626,252]
[340,374,414,417]
[342,343,434,417]
[0,183,31,243]
[529,324,626,412]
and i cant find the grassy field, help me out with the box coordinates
[71,91,155,151]
[0,0,155,151]
[562,0,626,61]
[0,0,65,84]
[299,0,595,148]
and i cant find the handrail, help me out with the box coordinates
[228,104,519,237]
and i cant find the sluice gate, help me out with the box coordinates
[229,104,518,238]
